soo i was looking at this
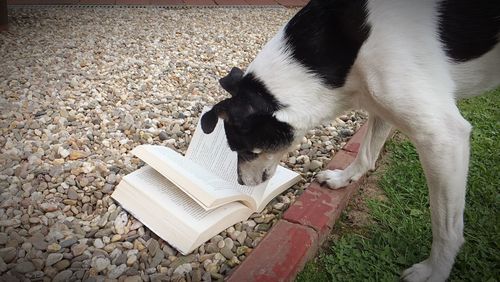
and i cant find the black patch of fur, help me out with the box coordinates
[224,73,283,126]
[200,108,219,134]
[201,73,294,154]
[224,113,294,153]
[438,0,500,62]
[223,74,294,153]
[284,0,370,88]
[219,67,244,96]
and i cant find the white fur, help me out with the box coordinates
[247,0,500,281]
[451,46,500,98]
[247,28,352,136]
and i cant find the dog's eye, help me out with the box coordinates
[252,148,262,154]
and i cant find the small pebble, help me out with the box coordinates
[46,253,64,267]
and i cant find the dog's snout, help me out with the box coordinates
[236,151,280,186]
[237,166,267,186]
[237,168,244,185]
[237,175,244,185]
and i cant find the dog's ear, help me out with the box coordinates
[219,67,244,96]
[201,99,230,134]
[201,109,218,134]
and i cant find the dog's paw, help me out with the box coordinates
[402,260,447,282]
[315,169,352,189]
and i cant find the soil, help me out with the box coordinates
[327,145,392,241]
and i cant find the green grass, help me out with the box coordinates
[296,89,499,282]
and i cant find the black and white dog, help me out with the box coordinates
[201,0,499,281]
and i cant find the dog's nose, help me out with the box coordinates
[261,170,269,182]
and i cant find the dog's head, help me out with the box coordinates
[201,67,295,186]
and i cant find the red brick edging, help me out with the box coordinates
[227,123,368,281]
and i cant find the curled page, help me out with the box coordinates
[131,145,253,210]
[186,108,268,200]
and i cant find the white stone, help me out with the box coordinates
[173,263,192,276]
[114,211,128,235]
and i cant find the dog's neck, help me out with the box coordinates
[246,27,352,134]
[244,0,370,135]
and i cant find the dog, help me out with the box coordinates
[200,0,500,281]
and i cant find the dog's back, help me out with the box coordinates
[441,0,500,98]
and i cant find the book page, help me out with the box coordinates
[255,166,302,212]
[132,145,255,210]
[186,110,267,201]
[112,165,253,254]
[124,166,214,221]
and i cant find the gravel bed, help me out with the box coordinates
[0,6,366,282]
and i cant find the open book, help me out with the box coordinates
[111,110,301,254]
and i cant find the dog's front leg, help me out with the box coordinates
[316,114,392,189]
[401,109,470,282]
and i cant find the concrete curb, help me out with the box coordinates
[227,123,368,281]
